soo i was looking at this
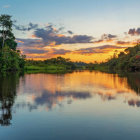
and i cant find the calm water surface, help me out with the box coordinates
[0,71,140,140]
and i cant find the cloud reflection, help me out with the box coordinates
[14,89,91,111]
[14,71,140,113]
[34,90,91,109]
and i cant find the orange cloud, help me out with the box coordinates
[116,41,138,46]
[16,40,24,43]
[16,25,140,62]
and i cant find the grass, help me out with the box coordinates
[93,65,109,72]
[24,64,73,74]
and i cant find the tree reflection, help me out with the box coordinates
[126,73,140,94]
[0,73,20,126]
[118,72,140,94]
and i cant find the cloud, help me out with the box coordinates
[128,28,140,36]
[67,30,73,34]
[16,37,72,56]
[93,34,117,44]
[17,36,126,58]
[23,49,48,54]
[17,40,72,56]
[75,45,125,55]
[16,38,42,47]
[101,34,117,40]
[116,39,140,46]
[95,45,123,49]
[52,49,71,55]
[34,27,94,45]
[16,22,136,61]
[16,23,94,48]
[116,41,131,45]
[23,48,71,56]
[116,41,136,46]
[14,23,39,31]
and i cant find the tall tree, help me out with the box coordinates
[0,14,17,50]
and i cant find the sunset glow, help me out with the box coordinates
[1,0,140,62]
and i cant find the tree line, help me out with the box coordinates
[26,56,88,71]
[0,14,25,72]
[92,44,140,72]
[1,14,140,73]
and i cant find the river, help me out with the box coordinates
[0,71,140,140]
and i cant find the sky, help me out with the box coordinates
[1,0,140,62]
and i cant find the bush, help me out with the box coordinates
[0,45,25,72]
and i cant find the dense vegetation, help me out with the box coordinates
[0,14,25,72]
[25,57,87,73]
[25,44,140,73]
[93,44,140,72]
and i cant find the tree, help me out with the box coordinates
[0,45,25,71]
[0,14,17,50]
[0,14,25,72]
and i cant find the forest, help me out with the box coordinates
[92,44,140,72]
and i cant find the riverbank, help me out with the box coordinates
[24,64,75,74]
[24,57,87,74]
[88,44,140,73]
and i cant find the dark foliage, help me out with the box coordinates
[0,14,25,72]
[94,44,140,72]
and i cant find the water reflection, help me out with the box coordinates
[0,74,19,126]
[16,71,140,112]
[34,90,91,109]
[124,73,140,94]
[1,71,140,126]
